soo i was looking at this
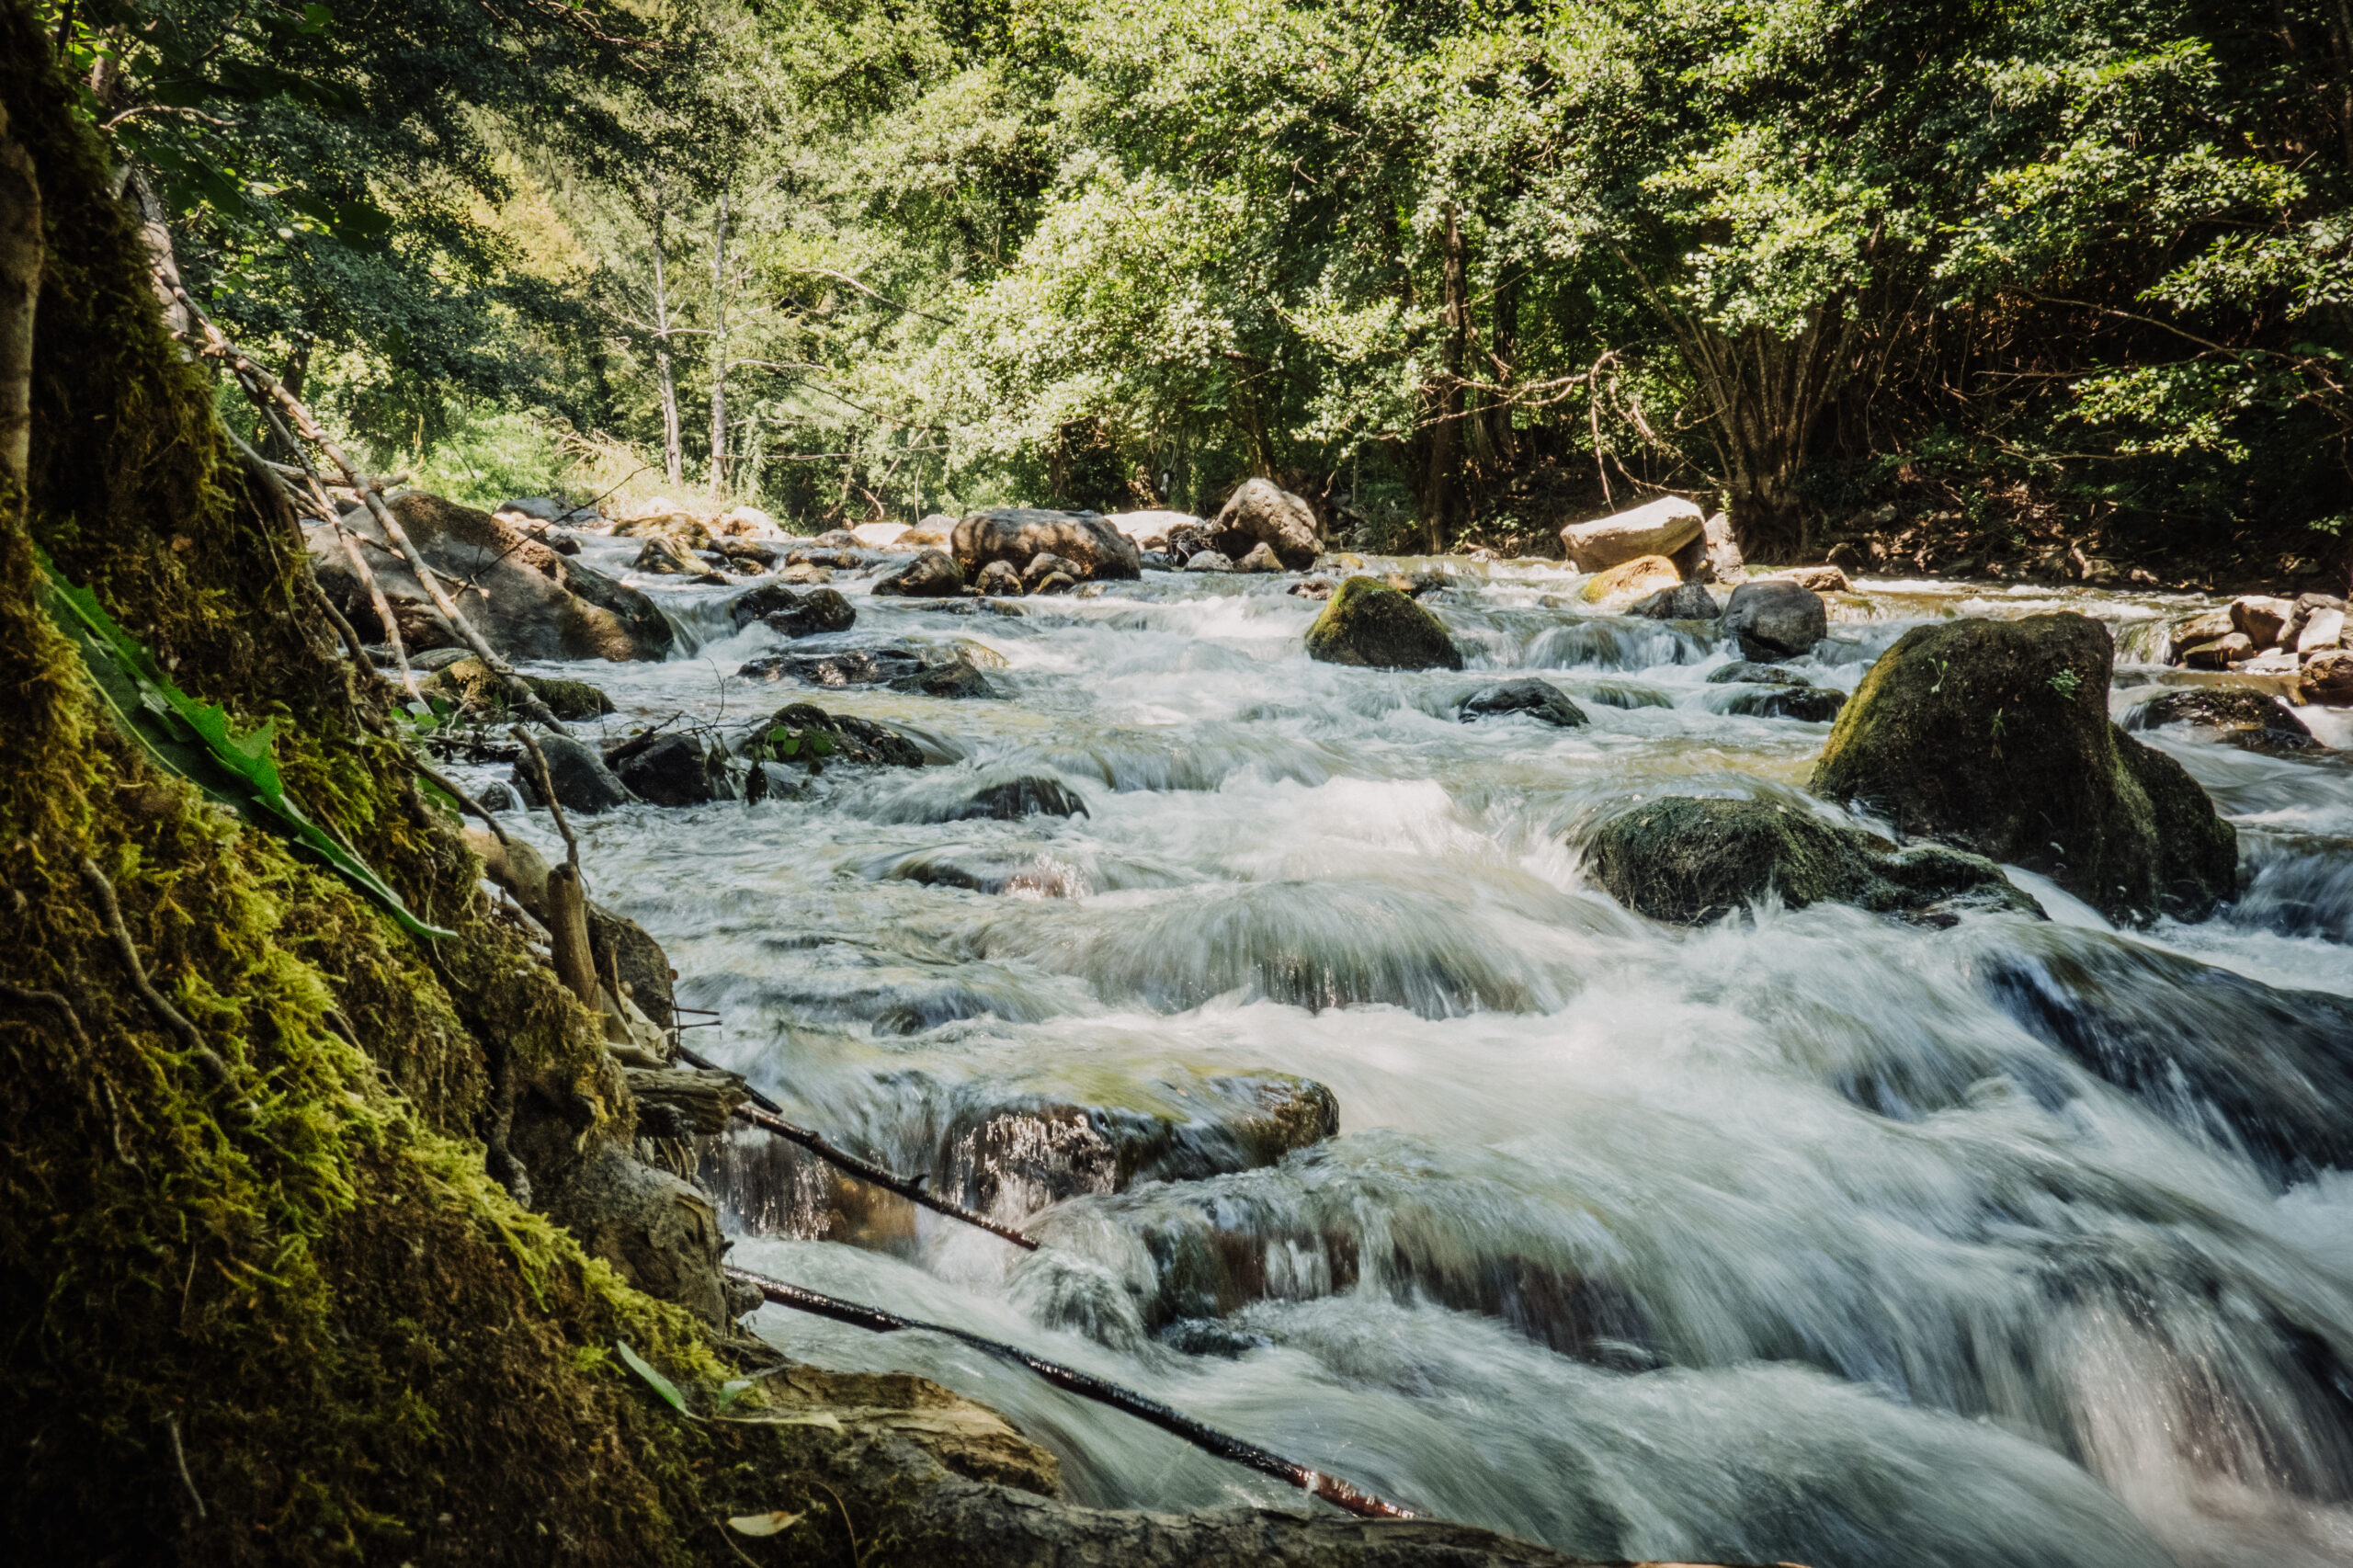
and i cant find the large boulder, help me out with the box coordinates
[1581,795,2038,926]
[1628,583,1721,620]
[605,732,723,808]
[1721,578,1826,661]
[952,508,1142,581]
[1559,495,1704,574]
[1106,509,1199,551]
[1578,554,1683,608]
[2126,687,2316,752]
[307,494,675,662]
[873,548,965,597]
[1303,576,1463,670]
[1810,614,2237,924]
[1208,479,1320,570]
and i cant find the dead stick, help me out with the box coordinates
[163,1413,206,1520]
[77,858,237,1096]
[731,1101,1040,1252]
[723,1266,1414,1519]
[508,725,580,873]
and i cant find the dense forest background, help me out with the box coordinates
[44,0,2353,580]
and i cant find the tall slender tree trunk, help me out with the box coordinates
[705,191,729,502]
[1422,201,1468,551]
[650,205,682,491]
[1486,270,1518,468]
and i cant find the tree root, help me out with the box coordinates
[76,857,238,1096]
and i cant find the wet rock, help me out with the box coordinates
[1164,522,1211,562]
[975,560,1024,597]
[1304,576,1463,671]
[1810,613,2236,924]
[942,777,1089,821]
[2165,608,2234,664]
[589,904,677,1027]
[1627,583,1721,619]
[739,645,923,687]
[476,779,518,812]
[1459,679,1589,727]
[1031,572,1077,596]
[785,546,873,571]
[616,509,716,550]
[2127,687,2316,751]
[1582,795,2038,926]
[897,654,996,699]
[778,561,833,585]
[881,852,1087,896]
[1577,554,1682,607]
[2306,648,2353,703]
[631,535,702,575]
[1208,478,1321,569]
[1288,576,1336,600]
[1022,551,1083,589]
[1559,495,1703,574]
[873,548,964,598]
[1233,541,1285,573]
[729,582,857,636]
[1775,564,1850,593]
[1708,662,1813,687]
[511,732,634,815]
[938,1072,1338,1214]
[307,494,673,662]
[2232,595,2294,647]
[606,732,723,808]
[1979,934,2353,1185]
[2299,605,2346,653]
[1726,686,1847,722]
[953,508,1142,581]
[1138,551,1176,572]
[1184,550,1233,573]
[742,702,925,769]
[1721,579,1826,661]
[710,538,776,572]
[420,658,615,722]
[2183,631,2256,669]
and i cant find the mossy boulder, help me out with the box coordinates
[1303,575,1462,670]
[1810,614,2236,923]
[1581,796,2039,926]
[421,656,614,722]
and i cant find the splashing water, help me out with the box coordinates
[478,546,2353,1568]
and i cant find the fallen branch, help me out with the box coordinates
[723,1266,1414,1520]
[733,1100,1040,1253]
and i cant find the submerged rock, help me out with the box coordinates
[1721,579,1825,661]
[511,732,634,814]
[1811,613,2236,924]
[1726,686,1847,722]
[1980,934,2353,1184]
[939,777,1088,821]
[872,548,965,598]
[1304,576,1463,670]
[1581,795,2038,926]
[1459,679,1589,728]
[1708,661,1813,687]
[2125,687,2316,752]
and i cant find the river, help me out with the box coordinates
[468,544,2353,1568]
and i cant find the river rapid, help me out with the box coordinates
[472,545,2353,1568]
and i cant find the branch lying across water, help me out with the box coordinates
[722,1265,1416,1521]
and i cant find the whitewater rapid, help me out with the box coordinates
[471,549,2353,1568]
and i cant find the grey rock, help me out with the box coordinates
[1459,679,1588,728]
[608,732,722,808]
[476,779,518,812]
[1707,661,1813,687]
[873,548,965,598]
[1209,478,1321,569]
[1726,686,1847,722]
[540,1145,733,1326]
[976,560,1025,596]
[730,582,857,636]
[1185,550,1234,573]
[1722,578,1826,661]
[511,731,634,815]
[1023,551,1084,588]
[1234,541,1285,573]
[953,508,1142,581]
[1627,583,1721,619]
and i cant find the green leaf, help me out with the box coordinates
[37,553,456,941]
[615,1342,693,1417]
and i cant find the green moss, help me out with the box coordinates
[422,656,614,722]
[1303,575,1462,670]
[1580,795,2036,926]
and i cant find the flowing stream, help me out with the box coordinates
[471,545,2353,1568]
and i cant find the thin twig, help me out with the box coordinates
[405,755,510,846]
[725,1267,1414,1520]
[508,725,580,873]
[77,858,237,1095]
[164,1414,206,1520]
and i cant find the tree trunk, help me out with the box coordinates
[705,191,729,501]
[651,204,682,491]
[1485,269,1518,468]
[1421,201,1468,551]
[0,102,37,487]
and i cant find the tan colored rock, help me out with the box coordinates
[851,520,913,550]
[1578,553,1684,607]
[1701,510,1745,584]
[2184,632,2256,669]
[1776,564,1850,593]
[716,505,779,538]
[1106,508,1199,551]
[614,509,715,550]
[1559,495,1704,573]
[2306,648,2353,704]
[2232,595,2294,647]
[1209,479,1320,569]
[2297,606,2345,654]
[953,507,1142,580]
[2167,608,2234,664]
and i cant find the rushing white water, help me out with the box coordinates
[472,545,2353,1568]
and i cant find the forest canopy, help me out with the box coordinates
[44,0,2353,570]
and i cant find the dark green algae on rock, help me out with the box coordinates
[1582,795,2039,926]
[1808,613,2235,925]
[1304,575,1463,670]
